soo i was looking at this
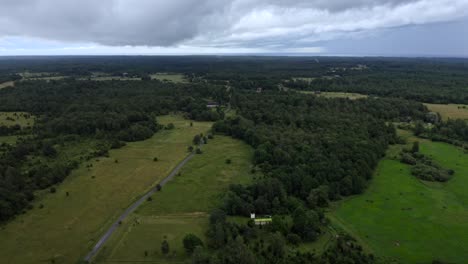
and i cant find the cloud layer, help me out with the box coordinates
[0,0,467,51]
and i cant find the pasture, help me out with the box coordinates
[0,115,212,264]
[80,76,142,81]
[94,135,254,264]
[292,77,316,83]
[0,111,34,127]
[298,90,368,100]
[330,138,468,263]
[424,103,468,121]
[150,73,187,83]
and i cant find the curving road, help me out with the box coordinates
[84,151,196,263]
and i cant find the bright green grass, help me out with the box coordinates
[150,73,187,83]
[94,135,254,264]
[0,111,35,127]
[0,115,212,264]
[330,140,468,263]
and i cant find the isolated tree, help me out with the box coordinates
[188,146,194,152]
[412,141,420,153]
[193,135,201,145]
[161,240,170,255]
[196,148,202,154]
[414,121,425,136]
[183,234,203,254]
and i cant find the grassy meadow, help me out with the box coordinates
[329,136,468,263]
[150,73,187,83]
[0,111,35,127]
[297,90,369,100]
[94,135,254,264]
[0,115,212,264]
[424,103,468,121]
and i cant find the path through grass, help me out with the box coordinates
[0,115,211,264]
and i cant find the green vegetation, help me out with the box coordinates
[330,138,468,263]
[0,115,212,264]
[150,73,187,83]
[299,90,369,100]
[94,135,254,263]
[0,111,34,127]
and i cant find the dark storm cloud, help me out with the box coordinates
[0,0,467,48]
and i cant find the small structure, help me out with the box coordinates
[256,87,262,93]
[206,102,219,108]
[251,213,272,225]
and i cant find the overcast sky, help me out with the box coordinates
[0,0,467,56]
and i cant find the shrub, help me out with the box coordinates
[183,234,204,254]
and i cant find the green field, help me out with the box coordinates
[330,137,468,263]
[150,73,187,83]
[0,115,212,264]
[79,76,142,81]
[94,135,254,264]
[0,135,18,145]
[292,77,316,83]
[0,111,35,127]
[297,90,368,100]
[424,103,468,121]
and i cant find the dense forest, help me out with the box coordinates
[2,56,468,104]
[0,79,227,222]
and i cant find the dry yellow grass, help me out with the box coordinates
[0,81,14,89]
[424,103,468,121]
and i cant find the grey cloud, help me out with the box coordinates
[0,0,467,48]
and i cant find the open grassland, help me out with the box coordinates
[298,90,368,100]
[0,115,212,264]
[94,135,254,264]
[0,135,18,145]
[424,103,468,121]
[0,81,14,89]
[319,91,368,99]
[80,76,142,81]
[330,136,468,263]
[0,111,35,127]
[292,77,316,83]
[150,73,187,83]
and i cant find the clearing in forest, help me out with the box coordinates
[0,115,212,264]
[329,134,468,263]
[0,111,35,127]
[424,103,468,121]
[150,73,187,83]
[0,81,14,89]
[298,90,368,100]
[94,135,254,264]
